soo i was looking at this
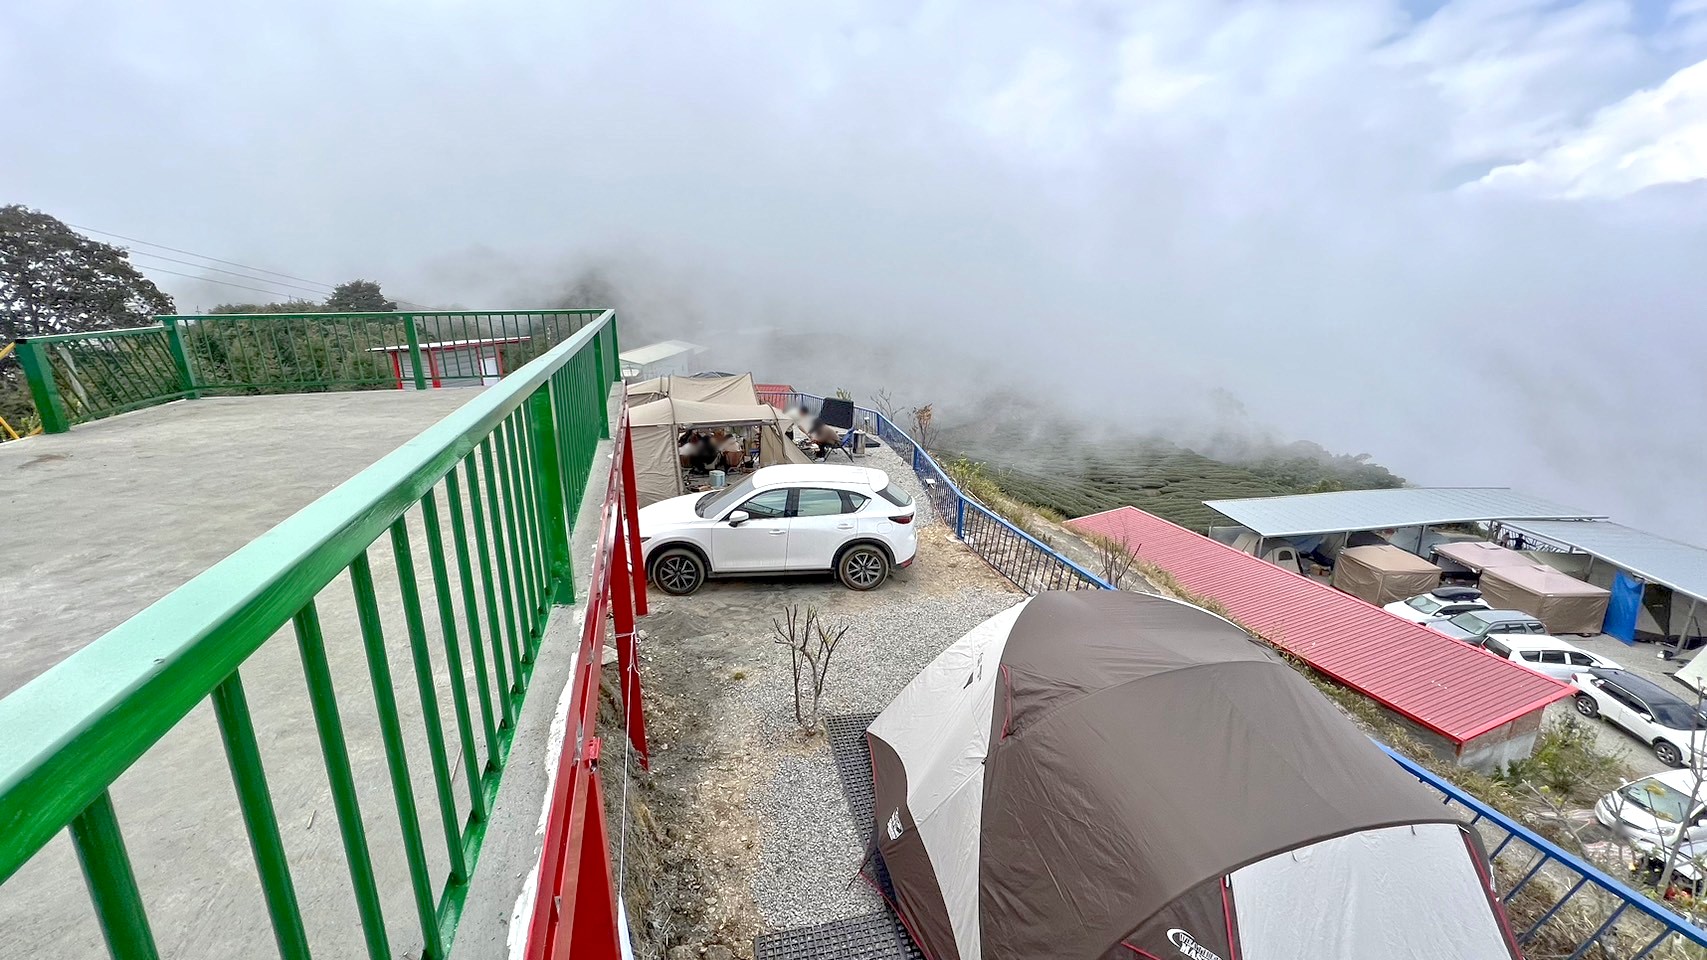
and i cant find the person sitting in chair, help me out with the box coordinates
[809,422,840,461]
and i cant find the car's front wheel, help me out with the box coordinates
[1574,694,1600,719]
[1656,739,1685,767]
[651,548,707,596]
[837,544,890,591]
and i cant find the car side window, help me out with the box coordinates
[1568,653,1596,667]
[841,491,870,513]
[739,489,791,520]
[1485,639,1512,657]
[796,489,846,517]
[1603,684,1644,712]
[1540,651,1568,665]
[1526,622,1548,634]
[1521,651,1543,662]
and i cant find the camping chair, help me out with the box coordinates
[831,428,858,462]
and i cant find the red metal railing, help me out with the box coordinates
[524,403,650,960]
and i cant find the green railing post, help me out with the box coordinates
[160,317,198,399]
[14,339,70,434]
[528,388,575,604]
[403,314,428,390]
[607,312,621,383]
[70,791,160,960]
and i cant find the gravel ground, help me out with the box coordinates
[630,443,1021,955]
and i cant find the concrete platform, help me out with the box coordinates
[0,390,470,698]
[0,389,607,960]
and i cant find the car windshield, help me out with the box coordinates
[1406,595,1444,614]
[696,476,758,518]
[1650,701,1707,730]
[1621,780,1701,824]
[1446,611,1493,634]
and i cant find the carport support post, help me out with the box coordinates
[528,389,575,605]
[1678,597,1700,659]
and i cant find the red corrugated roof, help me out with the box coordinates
[1065,506,1571,745]
[754,383,796,395]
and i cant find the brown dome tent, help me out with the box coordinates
[867,591,1521,960]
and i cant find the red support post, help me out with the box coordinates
[621,418,649,617]
[563,756,620,960]
[609,493,649,770]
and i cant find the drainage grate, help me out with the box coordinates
[825,712,880,834]
[754,911,920,960]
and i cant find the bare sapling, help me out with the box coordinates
[909,403,935,450]
[1091,532,1138,588]
[771,605,851,733]
[871,388,904,426]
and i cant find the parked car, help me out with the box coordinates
[1572,668,1707,767]
[1596,769,1707,849]
[1427,609,1549,645]
[638,464,917,596]
[1383,588,1491,624]
[1483,635,1621,680]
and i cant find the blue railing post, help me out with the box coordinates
[956,497,966,539]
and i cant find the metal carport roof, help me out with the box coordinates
[1065,506,1572,745]
[1204,487,1603,538]
[1502,520,1707,604]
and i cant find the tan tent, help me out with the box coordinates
[1333,545,1442,605]
[626,373,757,406]
[630,396,812,506]
[1434,541,1533,574]
[1478,564,1610,635]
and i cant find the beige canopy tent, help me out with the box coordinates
[1478,564,1610,635]
[630,396,812,506]
[1333,545,1442,605]
[626,373,757,406]
[1434,541,1533,575]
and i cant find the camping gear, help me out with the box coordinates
[626,373,758,406]
[709,469,726,489]
[1478,564,1610,635]
[1433,540,1533,576]
[1605,571,1644,644]
[867,591,1520,960]
[817,396,856,430]
[630,397,812,506]
[1332,544,1442,605]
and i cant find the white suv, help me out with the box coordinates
[638,464,917,595]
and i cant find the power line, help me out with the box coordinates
[71,221,434,310]
[131,264,319,301]
[127,251,336,298]
[69,223,336,290]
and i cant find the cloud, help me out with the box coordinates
[1475,57,1707,197]
[4,0,1707,540]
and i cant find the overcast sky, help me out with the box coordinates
[5,0,1706,541]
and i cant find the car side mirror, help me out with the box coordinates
[1639,712,1654,722]
[727,510,751,527]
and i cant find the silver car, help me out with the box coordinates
[1427,609,1548,646]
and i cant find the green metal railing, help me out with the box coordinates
[15,310,600,431]
[0,310,621,960]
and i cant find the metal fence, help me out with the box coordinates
[0,312,629,960]
[787,388,1707,959]
[14,310,607,432]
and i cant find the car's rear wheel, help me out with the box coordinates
[837,544,889,591]
[1656,739,1685,767]
[1574,694,1600,719]
[651,548,706,596]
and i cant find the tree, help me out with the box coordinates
[325,280,395,313]
[0,205,174,341]
[209,299,326,315]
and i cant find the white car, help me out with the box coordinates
[1382,588,1491,624]
[638,464,917,596]
[1482,635,1621,680]
[1572,668,1707,767]
[1596,769,1707,850]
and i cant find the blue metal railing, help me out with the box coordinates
[781,389,1707,959]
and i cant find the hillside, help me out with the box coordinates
[933,394,1404,531]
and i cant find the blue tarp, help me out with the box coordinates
[1605,572,1643,644]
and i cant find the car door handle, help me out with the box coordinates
[836,523,853,529]
[769,529,786,535]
